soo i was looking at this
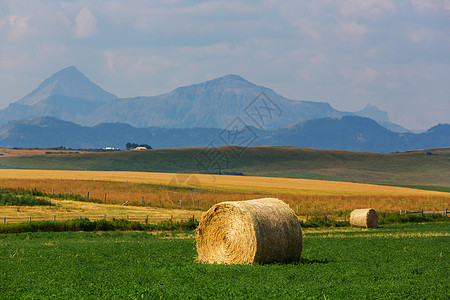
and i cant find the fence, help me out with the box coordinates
[1,214,196,225]
[2,207,448,225]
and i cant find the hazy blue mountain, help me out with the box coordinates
[0,68,350,129]
[354,104,389,122]
[0,116,448,153]
[0,67,117,124]
[257,116,449,152]
[86,74,348,129]
[353,104,409,133]
[17,66,117,105]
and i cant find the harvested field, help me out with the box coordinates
[0,170,449,215]
[0,198,203,224]
[0,169,448,196]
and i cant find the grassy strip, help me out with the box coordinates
[1,214,447,234]
[1,188,102,204]
[0,190,54,206]
[301,217,350,228]
[301,213,448,228]
[378,213,448,224]
[387,184,450,193]
[0,218,198,234]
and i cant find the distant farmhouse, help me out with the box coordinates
[126,142,153,150]
[133,146,148,151]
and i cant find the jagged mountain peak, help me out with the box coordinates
[354,103,390,122]
[16,66,117,106]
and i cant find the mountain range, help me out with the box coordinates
[0,116,448,153]
[0,66,447,152]
[0,66,406,131]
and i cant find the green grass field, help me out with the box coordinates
[1,146,449,187]
[1,222,448,299]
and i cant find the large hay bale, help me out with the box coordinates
[197,198,302,264]
[350,208,378,228]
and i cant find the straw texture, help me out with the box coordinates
[350,208,378,228]
[196,198,302,264]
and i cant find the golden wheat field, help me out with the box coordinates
[0,170,448,220]
[0,169,447,196]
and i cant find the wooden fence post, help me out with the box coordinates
[405,210,408,215]
[193,215,195,223]
[159,196,161,207]
[29,216,31,222]
[197,199,199,209]
[104,215,106,220]
[126,215,129,222]
[445,208,448,217]
[325,213,328,222]
[296,204,299,214]
[87,192,89,199]
[170,215,173,224]
[104,193,107,203]
[146,215,148,224]
[180,198,182,209]
[4,216,6,224]
[306,213,308,222]
[141,196,144,205]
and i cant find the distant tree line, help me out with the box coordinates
[125,142,152,150]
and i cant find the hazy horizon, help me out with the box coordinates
[1,1,449,130]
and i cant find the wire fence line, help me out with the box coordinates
[0,214,199,225]
[2,208,447,225]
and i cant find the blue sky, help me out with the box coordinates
[0,0,449,130]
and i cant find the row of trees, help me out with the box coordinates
[125,142,152,150]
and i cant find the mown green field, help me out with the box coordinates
[1,223,448,299]
[1,146,449,187]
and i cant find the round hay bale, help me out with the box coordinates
[197,198,302,264]
[350,208,378,228]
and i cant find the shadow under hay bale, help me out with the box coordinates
[196,198,303,264]
[350,208,378,228]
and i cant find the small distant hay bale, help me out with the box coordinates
[196,198,302,264]
[350,208,378,228]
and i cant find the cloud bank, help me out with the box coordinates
[0,0,448,130]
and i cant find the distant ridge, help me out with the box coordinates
[0,67,348,129]
[0,116,448,153]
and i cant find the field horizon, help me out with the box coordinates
[1,145,449,188]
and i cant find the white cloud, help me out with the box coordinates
[7,14,32,38]
[339,20,367,36]
[411,0,441,11]
[410,29,435,44]
[74,7,98,38]
[339,0,396,20]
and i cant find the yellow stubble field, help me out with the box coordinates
[0,169,449,223]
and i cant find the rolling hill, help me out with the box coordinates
[1,146,449,187]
